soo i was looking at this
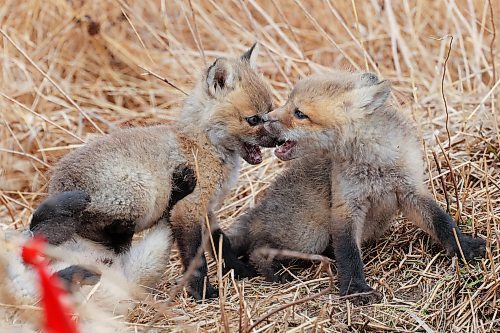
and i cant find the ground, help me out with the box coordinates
[0,1,498,332]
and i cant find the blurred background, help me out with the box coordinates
[0,1,498,332]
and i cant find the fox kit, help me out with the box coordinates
[1,221,174,333]
[234,71,486,300]
[30,44,277,299]
[3,170,195,332]
[227,154,334,282]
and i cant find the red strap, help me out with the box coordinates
[22,237,79,333]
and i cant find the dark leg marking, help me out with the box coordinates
[171,223,217,300]
[76,211,135,254]
[211,229,256,279]
[55,265,101,291]
[321,241,336,260]
[30,191,91,245]
[165,165,197,214]
[333,229,380,304]
[423,196,486,261]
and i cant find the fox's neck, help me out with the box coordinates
[332,117,395,166]
[178,91,242,166]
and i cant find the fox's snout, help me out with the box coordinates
[262,107,286,139]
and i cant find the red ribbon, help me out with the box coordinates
[21,236,79,333]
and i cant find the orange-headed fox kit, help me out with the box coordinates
[30,44,277,299]
[230,71,486,300]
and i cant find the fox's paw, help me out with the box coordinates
[456,235,486,261]
[265,269,294,284]
[340,280,381,305]
[224,260,257,279]
[188,280,218,301]
[55,265,101,291]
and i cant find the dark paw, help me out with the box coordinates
[340,280,381,305]
[55,265,101,291]
[266,270,294,284]
[224,259,257,279]
[457,235,486,261]
[188,280,218,300]
[171,165,197,206]
[343,289,382,305]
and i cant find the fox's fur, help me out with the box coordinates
[30,44,277,299]
[230,71,486,302]
[0,221,172,332]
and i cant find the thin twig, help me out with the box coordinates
[246,249,334,333]
[432,150,451,213]
[187,0,206,65]
[138,65,189,96]
[441,35,453,149]
[487,0,496,84]
[436,138,462,222]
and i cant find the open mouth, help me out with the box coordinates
[274,140,297,160]
[242,142,263,165]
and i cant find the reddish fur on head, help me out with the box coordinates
[190,43,278,164]
[265,72,391,160]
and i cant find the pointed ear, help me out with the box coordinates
[206,59,235,98]
[357,80,391,110]
[360,72,380,86]
[241,43,259,69]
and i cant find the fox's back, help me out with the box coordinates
[48,125,184,228]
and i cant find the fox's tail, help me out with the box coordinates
[120,220,172,288]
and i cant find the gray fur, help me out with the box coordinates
[230,71,486,302]
[31,44,277,300]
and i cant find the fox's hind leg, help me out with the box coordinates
[399,192,486,261]
[30,191,90,245]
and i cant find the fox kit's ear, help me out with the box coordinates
[357,80,391,110]
[360,72,379,86]
[207,59,235,98]
[241,43,259,69]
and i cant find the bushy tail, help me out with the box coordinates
[120,220,172,288]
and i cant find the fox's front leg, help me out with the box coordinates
[210,212,256,279]
[162,165,197,220]
[331,200,381,304]
[170,201,218,300]
[399,192,486,261]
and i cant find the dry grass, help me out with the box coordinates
[0,0,498,332]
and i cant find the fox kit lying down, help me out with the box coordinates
[30,44,278,299]
[229,71,486,301]
[3,171,194,332]
[1,221,173,333]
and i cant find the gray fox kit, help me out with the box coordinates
[29,44,278,299]
[229,71,486,302]
[1,221,175,332]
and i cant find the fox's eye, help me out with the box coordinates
[294,108,308,120]
[245,115,262,126]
